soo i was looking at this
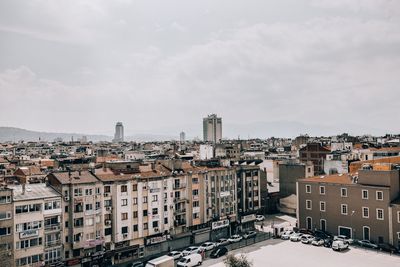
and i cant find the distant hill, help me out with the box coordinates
[0,127,111,142]
[0,127,179,143]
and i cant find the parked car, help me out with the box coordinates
[199,242,216,251]
[281,230,295,240]
[323,238,333,248]
[243,231,257,239]
[177,254,202,267]
[311,237,325,246]
[290,233,303,242]
[334,235,353,244]
[332,240,349,251]
[256,215,265,222]
[298,228,314,235]
[314,230,333,240]
[216,238,230,247]
[357,240,378,249]
[378,243,400,254]
[167,251,183,260]
[129,262,144,267]
[145,255,174,267]
[301,234,314,244]
[228,235,243,243]
[210,246,228,258]
[182,247,200,256]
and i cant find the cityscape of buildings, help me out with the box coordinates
[0,115,400,266]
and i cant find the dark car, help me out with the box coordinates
[210,246,228,258]
[323,238,333,248]
[357,240,378,249]
[314,230,333,240]
[298,228,314,235]
[129,262,144,267]
[378,243,400,254]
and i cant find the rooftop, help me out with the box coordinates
[49,171,99,184]
[9,183,60,201]
[300,173,353,184]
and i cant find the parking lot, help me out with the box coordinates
[203,238,400,267]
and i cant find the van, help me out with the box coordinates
[145,255,174,267]
[177,254,202,267]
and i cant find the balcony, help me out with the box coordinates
[173,196,187,203]
[44,224,61,232]
[174,209,186,215]
[45,239,62,248]
[174,219,186,226]
[173,183,186,190]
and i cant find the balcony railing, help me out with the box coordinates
[174,209,186,215]
[44,224,61,231]
[173,183,186,190]
[45,239,62,247]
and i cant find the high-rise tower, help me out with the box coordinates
[203,114,222,143]
[113,122,124,142]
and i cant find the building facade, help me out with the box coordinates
[203,114,222,143]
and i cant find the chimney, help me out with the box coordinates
[22,183,26,195]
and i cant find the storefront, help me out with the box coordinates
[210,219,230,241]
[144,233,169,256]
[240,214,256,232]
[113,241,141,265]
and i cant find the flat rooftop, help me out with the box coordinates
[9,183,60,201]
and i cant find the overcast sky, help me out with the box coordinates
[0,0,399,138]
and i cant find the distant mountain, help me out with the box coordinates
[0,127,180,143]
[0,127,111,142]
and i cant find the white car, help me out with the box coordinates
[167,251,183,260]
[228,235,243,243]
[334,235,353,244]
[311,237,325,246]
[256,215,265,222]
[332,240,349,251]
[216,238,230,247]
[199,242,216,251]
[182,246,200,256]
[281,230,294,240]
[290,233,303,242]
[301,234,314,244]
[177,254,202,267]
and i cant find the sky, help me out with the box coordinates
[0,0,399,139]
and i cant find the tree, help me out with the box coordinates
[224,254,253,267]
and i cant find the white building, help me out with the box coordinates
[199,145,214,160]
[203,114,222,143]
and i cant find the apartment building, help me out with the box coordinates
[299,143,330,175]
[0,186,13,267]
[47,171,104,267]
[298,163,400,248]
[234,161,262,231]
[10,183,63,267]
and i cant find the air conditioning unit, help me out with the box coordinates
[123,233,128,238]
[105,220,111,225]
[64,196,69,201]
[104,193,110,197]
[154,227,159,232]
[106,206,112,211]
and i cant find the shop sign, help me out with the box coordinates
[19,229,39,239]
[211,219,229,230]
[145,234,169,246]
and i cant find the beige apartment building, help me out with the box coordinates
[10,183,63,267]
[47,171,104,267]
[0,186,14,267]
[298,163,400,248]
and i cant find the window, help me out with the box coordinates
[121,185,128,193]
[143,223,148,230]
[164,218,168,224]
[0,195,11,204]
[104,186,111,193]
[152,221,159,228]
[133,197,137,205]
[133,211,138,218]
[143,210,148,217]
[305,185,311,193]
[143,196,148,203]
[362,207,369,218]
[398,211,400,223]
[122,213,128,220]
[164,205,168,212]
[122,199,128,206]
[193,201,199,208]
[341,204,348,215]
[105,228,112,236]
[44,200,60,210]
[0,227,11,236]
[85,189,92,196]
[193,213,199,219]
[341,188,347,197]
[152,195,158,202]
[133,225,138,232]
[376,209,384,220]
[16,204,41,213]
[85,204,92,211]
[74,188,82,196]
[320,201,326,212]
[362,190,368,200]
[193,189,199,196]
[0,211,12,220]
[376,191,383,201]
[85,218,94,226]
[121,226,128,234]
[306,200,312,210]
[132,184,137,191]
[152,208,158,215]
[16,221,42,232]
[95,202,101,210]
[319,186,325,195]
[96,187,101,195]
